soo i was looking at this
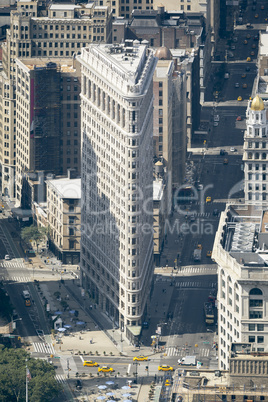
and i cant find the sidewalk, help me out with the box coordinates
[25,251,153,358]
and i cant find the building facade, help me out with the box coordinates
[243,95,268,205]
[153,47,187,189]
[15,58,81,206]
[47,173,81,265]
[0,0,112,200]
[78,41,157,337]
[213,203,268,370]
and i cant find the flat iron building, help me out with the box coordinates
[78,41,157,338]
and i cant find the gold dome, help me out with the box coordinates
[155,46,172,60]
[251,95,265,111]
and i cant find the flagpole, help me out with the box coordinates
[26,360,28,402]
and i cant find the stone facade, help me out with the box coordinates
[78,41,157,334]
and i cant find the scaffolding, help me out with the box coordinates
[31,62,61,174]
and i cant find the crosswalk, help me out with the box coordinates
[179,266,217,274]
[175,281,217,289]
[166,347,210,358]
[0,275,29,283]
[55,374,66,384]
[0,260,25,269]
[33,342,55,355]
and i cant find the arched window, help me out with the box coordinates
[249,288,262,295]
[262,153,266,160]
[255,153,259,159]
[249,288,263,319]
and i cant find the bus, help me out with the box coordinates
[204,302,215,325]
[22,290,31,307]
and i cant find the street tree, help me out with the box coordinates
[0,348,61,401]
[20,225,47,252]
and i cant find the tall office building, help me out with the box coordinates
[0,0,112,200]
[78,41,157,338]
[243,95,268,205]
[213,203,268,370]
[15,58,81,206]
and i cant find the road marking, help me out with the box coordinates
[55,374,66,383]
[33,342,55,355]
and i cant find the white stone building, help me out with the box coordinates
[213,203,268,370]
[243,95,268,205]
[78,41,157,338]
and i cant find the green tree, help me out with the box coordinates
[0,348,61,401]
[21,226,47,252]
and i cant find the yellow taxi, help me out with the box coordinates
[133,356,148,361]
[247,57,251,62]
[206,196,212,203]
[83,360,98,367]
[237,96,243,101]
[206,251,212,257]
[98,366,114,373]
[158,365,174,371]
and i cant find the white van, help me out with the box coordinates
[22,290,30,299]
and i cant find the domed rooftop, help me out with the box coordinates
[251,95,265,111]
[155,46,172,60]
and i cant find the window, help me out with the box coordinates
[250,288,263,295]
[257,336,264,343]
[250,299,263,307]
[248,324,255,331]
[250,311,263,319]
[69,240,75,249]
[248,336,255,342]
